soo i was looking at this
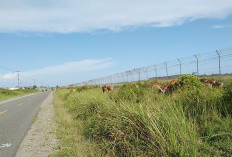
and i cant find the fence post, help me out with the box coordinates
[122,73,125,83]
[164,62,168,78]
[145,67,149,80]
[216,50,221,80]
[131,70,134,82]
[177,58,182,76]
[126,71,129,82]
[194,54,199,76]
[154,65,157,80]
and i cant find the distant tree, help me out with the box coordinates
[33,85,37,89]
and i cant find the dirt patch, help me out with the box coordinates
[16,92,57,157]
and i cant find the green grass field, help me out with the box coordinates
[53,74,232,156]
[0,88,39,101]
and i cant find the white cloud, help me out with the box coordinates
[0,0,232,33]
[0,58,114,81]
[2,73,17,79]
[212,25,230,29]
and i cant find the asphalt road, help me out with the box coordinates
[0,92,50,157]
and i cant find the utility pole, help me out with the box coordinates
[16,71,20,87]
[33,79,36,86]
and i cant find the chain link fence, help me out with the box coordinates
[73,47,232,86]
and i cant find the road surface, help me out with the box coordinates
[0,92,50,157]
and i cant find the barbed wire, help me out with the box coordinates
[73,47,232,86]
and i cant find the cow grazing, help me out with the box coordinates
[200,78,223,88]
[203,82,212,87]
[200,78,212,87]
[208,80,216,84]
[162,80,179,94]
[102,85,108,93]
[107,85,113,91]
[152,83,164,93]
[200,78,208,83]
[70,88,76,93]
[213,81,223,88]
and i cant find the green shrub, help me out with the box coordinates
[179,74,202,88]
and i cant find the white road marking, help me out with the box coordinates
[0,143,11,148]
[0,110,8,116]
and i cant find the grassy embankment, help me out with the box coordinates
[53,75,232,156]
[0,89,39,101]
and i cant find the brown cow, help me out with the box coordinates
[212,81,223,88]
[107,85,113,91]
[200,78,212,87]
[200,78,223,87]
[102,85,108,93]
[152,83,165,93]
[200,78,208,83]
[163,80,179,94]
[70,88,76,93]
[203,82,213,87]
[208,80,216,84]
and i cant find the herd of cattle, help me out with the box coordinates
[152,78,223,94]
[70,78,223,94]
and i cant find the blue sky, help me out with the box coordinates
[0,0,232,87]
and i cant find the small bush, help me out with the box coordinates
[179,74,202,88]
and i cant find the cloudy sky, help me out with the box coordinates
[0,0,232,87]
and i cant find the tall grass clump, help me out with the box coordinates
[222,81,232,115]
[109,83,148,103]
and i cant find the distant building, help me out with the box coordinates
[8,87,19,90]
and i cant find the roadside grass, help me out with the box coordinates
[0,89,38,101]
[53,88,112,157]
[53,75,232,156]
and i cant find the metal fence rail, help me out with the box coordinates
[74,47,232,86]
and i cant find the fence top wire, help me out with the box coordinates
[74,47,232,86]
